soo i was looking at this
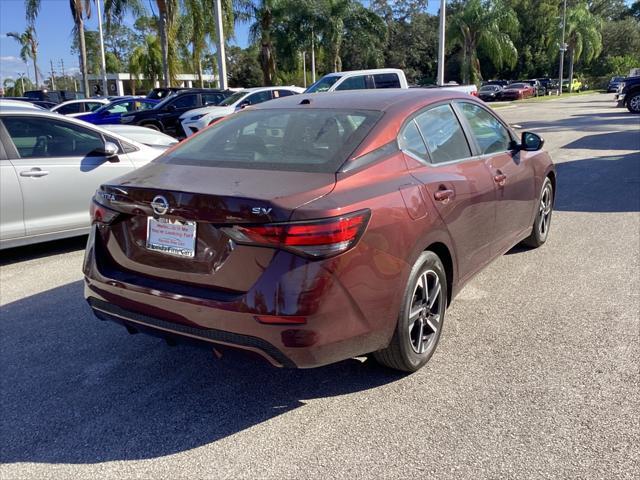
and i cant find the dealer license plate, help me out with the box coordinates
[146,217,196,258]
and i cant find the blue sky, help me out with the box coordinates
[0,0,441,85]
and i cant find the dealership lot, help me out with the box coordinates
[1,93,638,479]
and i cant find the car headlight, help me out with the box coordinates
[189,114,206,121]
[121,115,135,123]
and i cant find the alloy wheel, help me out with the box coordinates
[408,270,443,354]
[629,94,640,113]
[538,183,553,237]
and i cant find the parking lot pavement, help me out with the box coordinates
[1,93,638,479]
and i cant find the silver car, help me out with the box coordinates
[0,107,166,249]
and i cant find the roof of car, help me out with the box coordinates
[250,88,470,113]
[321,68,404,77]
[172,88,229,94]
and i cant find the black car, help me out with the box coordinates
[120,88,232,136]
[23,89,79,104]
[616,76,640,113]
[478,85,503,102]
[608,76,626,93]
[146,87,190,100]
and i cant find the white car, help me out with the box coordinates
[50,98,110,117]
[180,86,304,136]
[0,107,166,249]
[305,68,409,93]
[0,99,43,110]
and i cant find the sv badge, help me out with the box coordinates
[252,207,273,215]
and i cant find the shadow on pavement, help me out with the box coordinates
[517,110,638,133]
[555,151,640,212]
[562,130,640,151]
[0,236,88,267]
[0,281,403,464]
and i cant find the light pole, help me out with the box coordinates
[213,0,228,90]
[437,0,446,86]
[558,0,567,96]
[96,0,109,96]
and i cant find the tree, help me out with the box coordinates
[340,3,387,71]
[24,0,93,94]
[227,45,263,87]
[129,34,163,93]
[448,0,519,84]
[237,0,279,85]
[564,2,602,88]
[7,27,40,87]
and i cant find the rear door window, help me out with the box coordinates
[171,94,198,110]
[274,89,296,98]
[335,75,368,91]
[414,105,471,164]
[246,91,273,105]
[56,103,82,115]
[162,109,382,173]
[373,74,401,89]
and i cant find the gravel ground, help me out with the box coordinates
[1,92,639,480]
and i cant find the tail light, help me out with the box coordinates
[90,198,120,225]
[221,209,371,259]
[471,90,478,96]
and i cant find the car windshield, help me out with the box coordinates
[218,91,250,106]
[480,86,499,91]
[153,93,185,110]
[161,108,383,173]
[507,83,525,89]
[612,77,624,81]
[305,76,341,93]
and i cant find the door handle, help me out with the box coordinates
[494,173,507,186]
[20,168,49,178]
[434,189,454,202]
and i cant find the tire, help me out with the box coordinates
[626,92,640,113]
[140,122,161,131]
[374,251,447,372]
[523,177,553,248]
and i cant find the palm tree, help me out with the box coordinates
[104,0,178,87]
[7,27,40,87]
[564,2,602,91]
[237,0,278,86]
[448,0,519,84]
[24,0,92,95]
[319,0,352,72]
[129,34,163,93]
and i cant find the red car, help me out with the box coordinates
[84,89,555,372]
[500,82,535,100]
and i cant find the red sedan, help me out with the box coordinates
[84,89,555,372]
[500,82,535,100]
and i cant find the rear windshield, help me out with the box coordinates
[161,108,382,173]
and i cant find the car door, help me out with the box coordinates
[0,133,25,242]
[401,103,497,283]
[455,101,536,254]
[159,93,199,135]
[1,115,136,236]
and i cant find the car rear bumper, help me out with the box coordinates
[83,227,406,368]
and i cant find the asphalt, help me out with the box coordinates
[1,93,639,479]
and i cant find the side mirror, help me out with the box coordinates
[520,131,544,151]
[100,141,120,161]
[238,101,249,110]
[166,104,176,112]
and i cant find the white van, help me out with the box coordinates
[305,69,409,93]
